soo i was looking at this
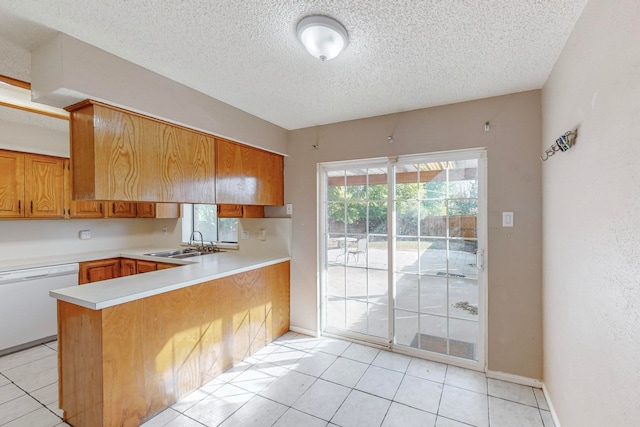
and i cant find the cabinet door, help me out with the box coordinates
[79,258,121,284]
[64,159,105,218]
[136,260,157,273]
[0,151,25,218]
[73,201,105,218]
[156,262,177,270]
[24,154,64,218]
[215,138,284,206]
[120,258,137,276]
[107,202,137,218]
[136,203,156,218]
[69,100,216,203]
[217,204,244,218]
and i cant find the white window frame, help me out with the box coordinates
[181,204,240,248]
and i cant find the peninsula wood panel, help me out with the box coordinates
[57,301,103,427]
[67,100,216,203]
[0,150,24,217]
[215,138,284,206]
[57,262,290,427]
[24,154,64,218]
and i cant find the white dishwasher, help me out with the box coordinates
[0,263,79,355]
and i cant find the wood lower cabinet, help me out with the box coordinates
[137,260,177,273]
[156,262,177,270]
[58,261,290,427]
[81,258,176,284]
[79,258,121,285]
[120,258,137,276]
[0,150,64,219]
[136,260,158,273]
[215,138,284,206]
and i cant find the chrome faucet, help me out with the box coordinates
[189,230,204,250]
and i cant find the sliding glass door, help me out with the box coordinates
[320,150,486,367]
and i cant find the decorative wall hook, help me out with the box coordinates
[540,130,577,161]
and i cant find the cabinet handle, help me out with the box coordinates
[30,201,33,214]
[112,203,115,214]
[99,203,103,214]
[18,200,21,214]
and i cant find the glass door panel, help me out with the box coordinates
[393,157,481,361]
[322,150,485,366]
[323,166,390,341]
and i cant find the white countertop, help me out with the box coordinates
[0,248,290,311]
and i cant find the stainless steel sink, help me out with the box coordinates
[144,248,201,259]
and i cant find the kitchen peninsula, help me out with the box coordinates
[50,249,290,427]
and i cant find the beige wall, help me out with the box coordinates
[30,34,288,155]
[541,0,640,425]
[287,90,543,379]
[0,218,180,262]
[0,105,182,263]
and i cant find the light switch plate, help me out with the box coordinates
[79,230,92,240]
[502,212,514,227]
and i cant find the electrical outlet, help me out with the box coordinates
[258,229,266,241]
[79,230,92,240]
[286,204,293,215]
[241,230,249,240]
[162,227,167,236]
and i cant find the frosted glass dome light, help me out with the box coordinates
[297,15,348,61]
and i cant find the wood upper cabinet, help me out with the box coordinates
[64,160,105,219]
[136,203,155,218]
[106,202,137,218]
[215,138,284,206]
[0,150,64,219]
[0,150,25,218]
[217,204,265,218]
[136,203,180,218]
[24,154,65,218]
[66,100,216,203]
[79,258,121,285]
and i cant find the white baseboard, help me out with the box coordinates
[542,384,562,427]
[289,325,318,337]
[486,370,543,389]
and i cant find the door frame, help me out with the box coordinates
[318,148,488,372]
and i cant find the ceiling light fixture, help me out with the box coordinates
[297,15,348,61]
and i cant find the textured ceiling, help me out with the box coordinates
[0,1,588,130]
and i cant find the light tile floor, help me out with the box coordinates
[0,333,555,427]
